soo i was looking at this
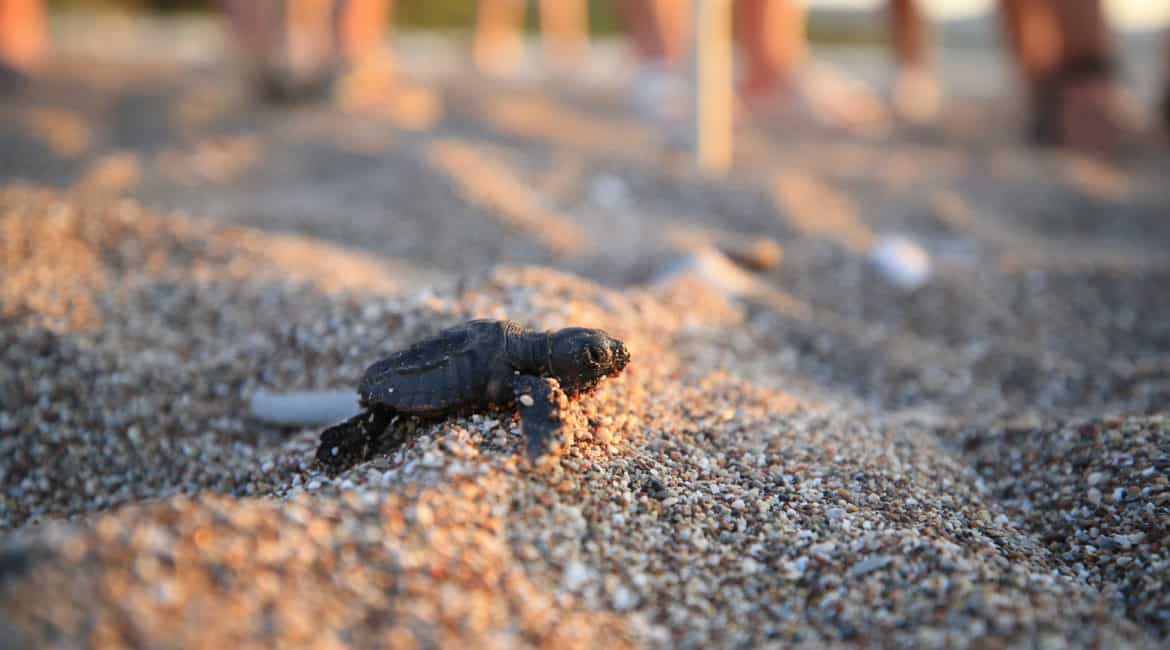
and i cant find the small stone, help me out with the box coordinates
[1111,533,1145,549]
[1087,488,1102,506]
[848,556,892,579]
[414,504,434,527]
[612,586,638,611]
[723,238,783,272]
[869,235,932,290]
[562,561,591,591]
[811,542,836,558]
[783,556,809,579]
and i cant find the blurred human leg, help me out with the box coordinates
[622,0,889,132]
[739,0,887,132]
[0,0,46,74]
[997,0,1063,89]
[617,0,689,65]
[538,0,589,70]
[286,0,339,76]
[1048,0,1137,151]
[1164,30,1170,129]
[1048,0,1113,63]
[220,0,319,100]
[221,0,391,101]
[336,0,392,63]
[888,0,940,124]
[620,0,805,98]
[473,0,526,74]
[735,0,806,101]
[474,0,590,74]
[890,0,929,69]
[998,0,1065,141]
[999,0,1141,151]
[617,0,691,125]
[220,0,278,90]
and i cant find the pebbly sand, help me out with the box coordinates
[2,18,1169,649]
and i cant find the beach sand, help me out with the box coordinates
[1,19,1168,649]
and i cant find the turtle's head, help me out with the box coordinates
[547,327,630,394]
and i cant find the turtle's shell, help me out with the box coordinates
[358,319,521,415]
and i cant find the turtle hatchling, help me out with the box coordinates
[316,319,630,473]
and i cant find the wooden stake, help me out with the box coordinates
[691,0,733,172]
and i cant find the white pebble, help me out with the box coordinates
[783,556,809,579]
[612,586,638,611]
[1087,488,1102,506]
[848,556,892,578]
[811,542,836,558]
[414,504,434,527]
[589,173,631,210]
[868,235,932,290]
[1111,533,1145,549]
[562,561,591,591]
[248,389,358,426]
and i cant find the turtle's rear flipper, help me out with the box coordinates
[315,407,394,474]
[512,375,568,461]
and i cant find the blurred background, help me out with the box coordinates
[3,2,1170,645]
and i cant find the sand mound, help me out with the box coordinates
[1,190,1165,648]
[962,416,1170,634]
[0,185,400,331]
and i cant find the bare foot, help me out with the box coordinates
[738,64,790,109]
[750,65,889,137]
[1031,57,1148,154]
[628,61,691,134]
[889,65,942,127]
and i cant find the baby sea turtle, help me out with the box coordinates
[316,319,630,473]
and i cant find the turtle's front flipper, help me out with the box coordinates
[512,375,568,460]
[315,406,394,474]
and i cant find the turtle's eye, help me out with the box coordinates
[585,346,602,365]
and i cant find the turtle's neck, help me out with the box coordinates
[509,331,551,375]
